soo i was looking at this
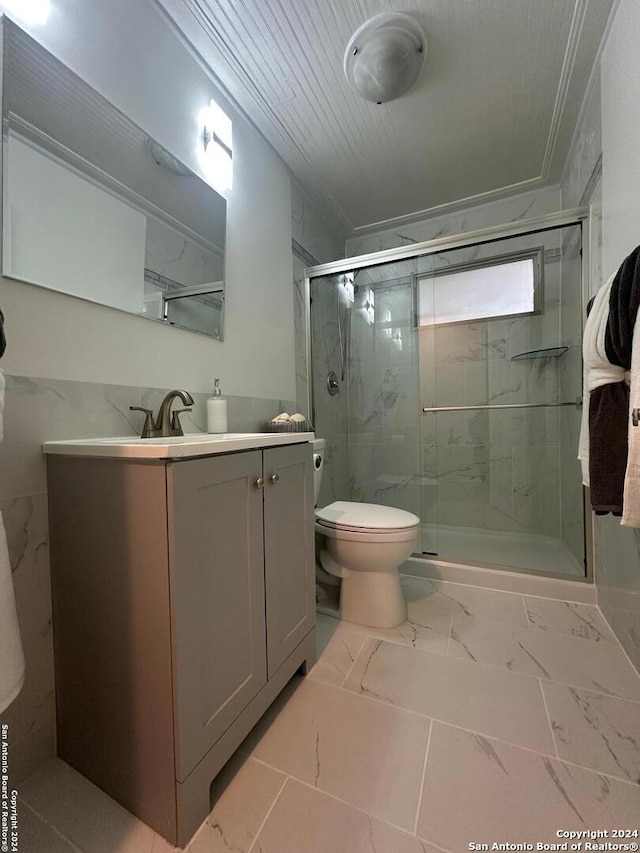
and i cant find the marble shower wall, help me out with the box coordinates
[309,276,350,506]
[0,375,296,784]
[348,263,421,520]
[291,180,345,420]
[345,186,561,258]
[418,231,574,548]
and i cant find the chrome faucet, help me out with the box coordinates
[130,389,195,438]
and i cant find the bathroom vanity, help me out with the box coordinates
[43,432,316,848]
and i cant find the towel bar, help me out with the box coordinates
[421,399,583,413]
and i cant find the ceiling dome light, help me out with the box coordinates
[344,12,426,105]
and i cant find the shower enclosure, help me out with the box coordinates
[307,210,590,579]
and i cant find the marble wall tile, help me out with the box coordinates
[561,70,601,210]
[435,445,489,529]
[513,445,561,537]
[595,515,640,675]
[345,187,561,257]
[291,181,345,265]
[293,260,309,415]
[145,217,222,288]
[0,493,55,783]
[0,376,140,501]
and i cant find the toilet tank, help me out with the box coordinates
[312,438,325,506]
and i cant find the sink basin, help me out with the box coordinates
[43,431,315,460]
[92,433,263,445]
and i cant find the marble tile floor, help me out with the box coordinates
[14,578,640,852]
[422,523,585,577]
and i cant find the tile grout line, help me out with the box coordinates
[255,694,640,797]
[17,796,87,853]
[445,609,454,656]
[335,629,640,703]
[538,678,560,759]
[522,593,533,628]
[246,774,290,853]
[537,676,640,705]
[595,604,640,685]
[339,631,372,688]
[299,677,640,787]
[252,758,428,837]
[412,719,433,836]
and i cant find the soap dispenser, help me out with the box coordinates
[207,378,227,434]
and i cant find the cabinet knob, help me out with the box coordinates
[255,477,265,489]
[269,473,280,485]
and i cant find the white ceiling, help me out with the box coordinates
[154,0,613,236]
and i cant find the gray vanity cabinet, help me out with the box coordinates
[46,439,316,848]
[263,444,315,675]
[168,450,267,781]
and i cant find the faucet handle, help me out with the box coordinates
[170,408,192,436]
[130,406,157,439]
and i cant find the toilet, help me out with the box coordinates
[313,438,420,628]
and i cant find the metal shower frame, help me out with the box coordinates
[303,205,596,583]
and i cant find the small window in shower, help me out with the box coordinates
[417,247,544,327]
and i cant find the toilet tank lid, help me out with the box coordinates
[316,501,420,530]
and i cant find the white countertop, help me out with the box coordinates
[43,431,315,460]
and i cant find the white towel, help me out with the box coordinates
[577,275,629,485]
[622,304,640,526]
[0,369,26,714]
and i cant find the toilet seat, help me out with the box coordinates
[315,500,420,535]
[315,519,419,544]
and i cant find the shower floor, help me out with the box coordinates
[421,523,585,577]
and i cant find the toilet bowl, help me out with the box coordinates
[312,440,420,628]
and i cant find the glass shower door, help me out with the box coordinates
[418,224,586,577]
[310,259,425,551]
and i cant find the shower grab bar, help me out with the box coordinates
[421,399,582,413]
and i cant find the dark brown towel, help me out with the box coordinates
[589,246,640,513]
[589,383,629,513]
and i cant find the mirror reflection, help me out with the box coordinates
[1,19,227,339]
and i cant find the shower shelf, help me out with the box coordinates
[510,346,568,360]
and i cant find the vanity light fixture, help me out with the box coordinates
[0,0,50,25]
[344,12,427,104]
[199,98,233,192]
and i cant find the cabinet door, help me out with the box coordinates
[167,451,267,781]
[263,443,315,676]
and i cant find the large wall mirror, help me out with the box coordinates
[0,18,227,340]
